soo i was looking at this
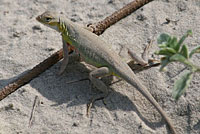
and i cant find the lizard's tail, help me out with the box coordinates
[115,68,176,134]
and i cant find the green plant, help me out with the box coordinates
[155,30,200,100]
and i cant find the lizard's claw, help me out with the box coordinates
[86,96,105,117]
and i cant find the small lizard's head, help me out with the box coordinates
[36,11,60,32]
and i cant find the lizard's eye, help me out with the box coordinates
[45,17,52,22]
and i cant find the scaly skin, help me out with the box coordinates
[36,11,176,134]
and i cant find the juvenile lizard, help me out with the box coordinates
[36,11,176,134]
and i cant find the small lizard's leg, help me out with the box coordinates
[128,49,148,66]
[141,39,153,62]
[58,38,69,75]
[87,67,110,116]
[128,40,153,66]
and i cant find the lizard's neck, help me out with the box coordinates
[57,19,73,45]
[58,19,65,33]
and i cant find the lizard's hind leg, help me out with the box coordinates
[87,67,110,116]
[128,39,154,66]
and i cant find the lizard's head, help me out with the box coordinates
[36,11,60,32]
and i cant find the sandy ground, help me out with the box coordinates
[0,0,200,134]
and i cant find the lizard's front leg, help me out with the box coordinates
[59,38,81,75]
[58,38,69,75]
[87,67,110,116]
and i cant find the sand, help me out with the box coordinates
[0,0,200,134]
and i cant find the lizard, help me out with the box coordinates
[36,11,176,134]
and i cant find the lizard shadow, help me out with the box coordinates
[29,61,166,130]
[0,61,166,131]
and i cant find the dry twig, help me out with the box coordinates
[29,96,40,127]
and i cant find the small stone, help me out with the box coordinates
[136,14,147,21]
[177,1,187,12]
[72,122,79,127]
[4,104,14,110]
[32,25,42,30]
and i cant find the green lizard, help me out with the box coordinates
[36,11,176,134]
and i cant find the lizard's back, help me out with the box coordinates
[65,19,133,77]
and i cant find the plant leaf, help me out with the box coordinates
[157,33,171,44]
[169,53,193,67]
[155,47,177,56]
[180,44,189,59]
[169,53,187,62]
[174,30,192,52]
[158,44,167,48]
[169,37,178,49]
[172,71,193,100]
[160,57,170,71]
[189,46,200,58]
[187,30,192,36]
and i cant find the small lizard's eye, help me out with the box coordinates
[45,17,52,22]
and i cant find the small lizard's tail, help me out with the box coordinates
[114,66,176,134]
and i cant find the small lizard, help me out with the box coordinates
[36,11,176,134]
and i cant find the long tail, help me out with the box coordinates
[116,68,176,134]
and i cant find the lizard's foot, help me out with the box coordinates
[128,38,154,66]
[86,93,108,117]
[86,67,110,117]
